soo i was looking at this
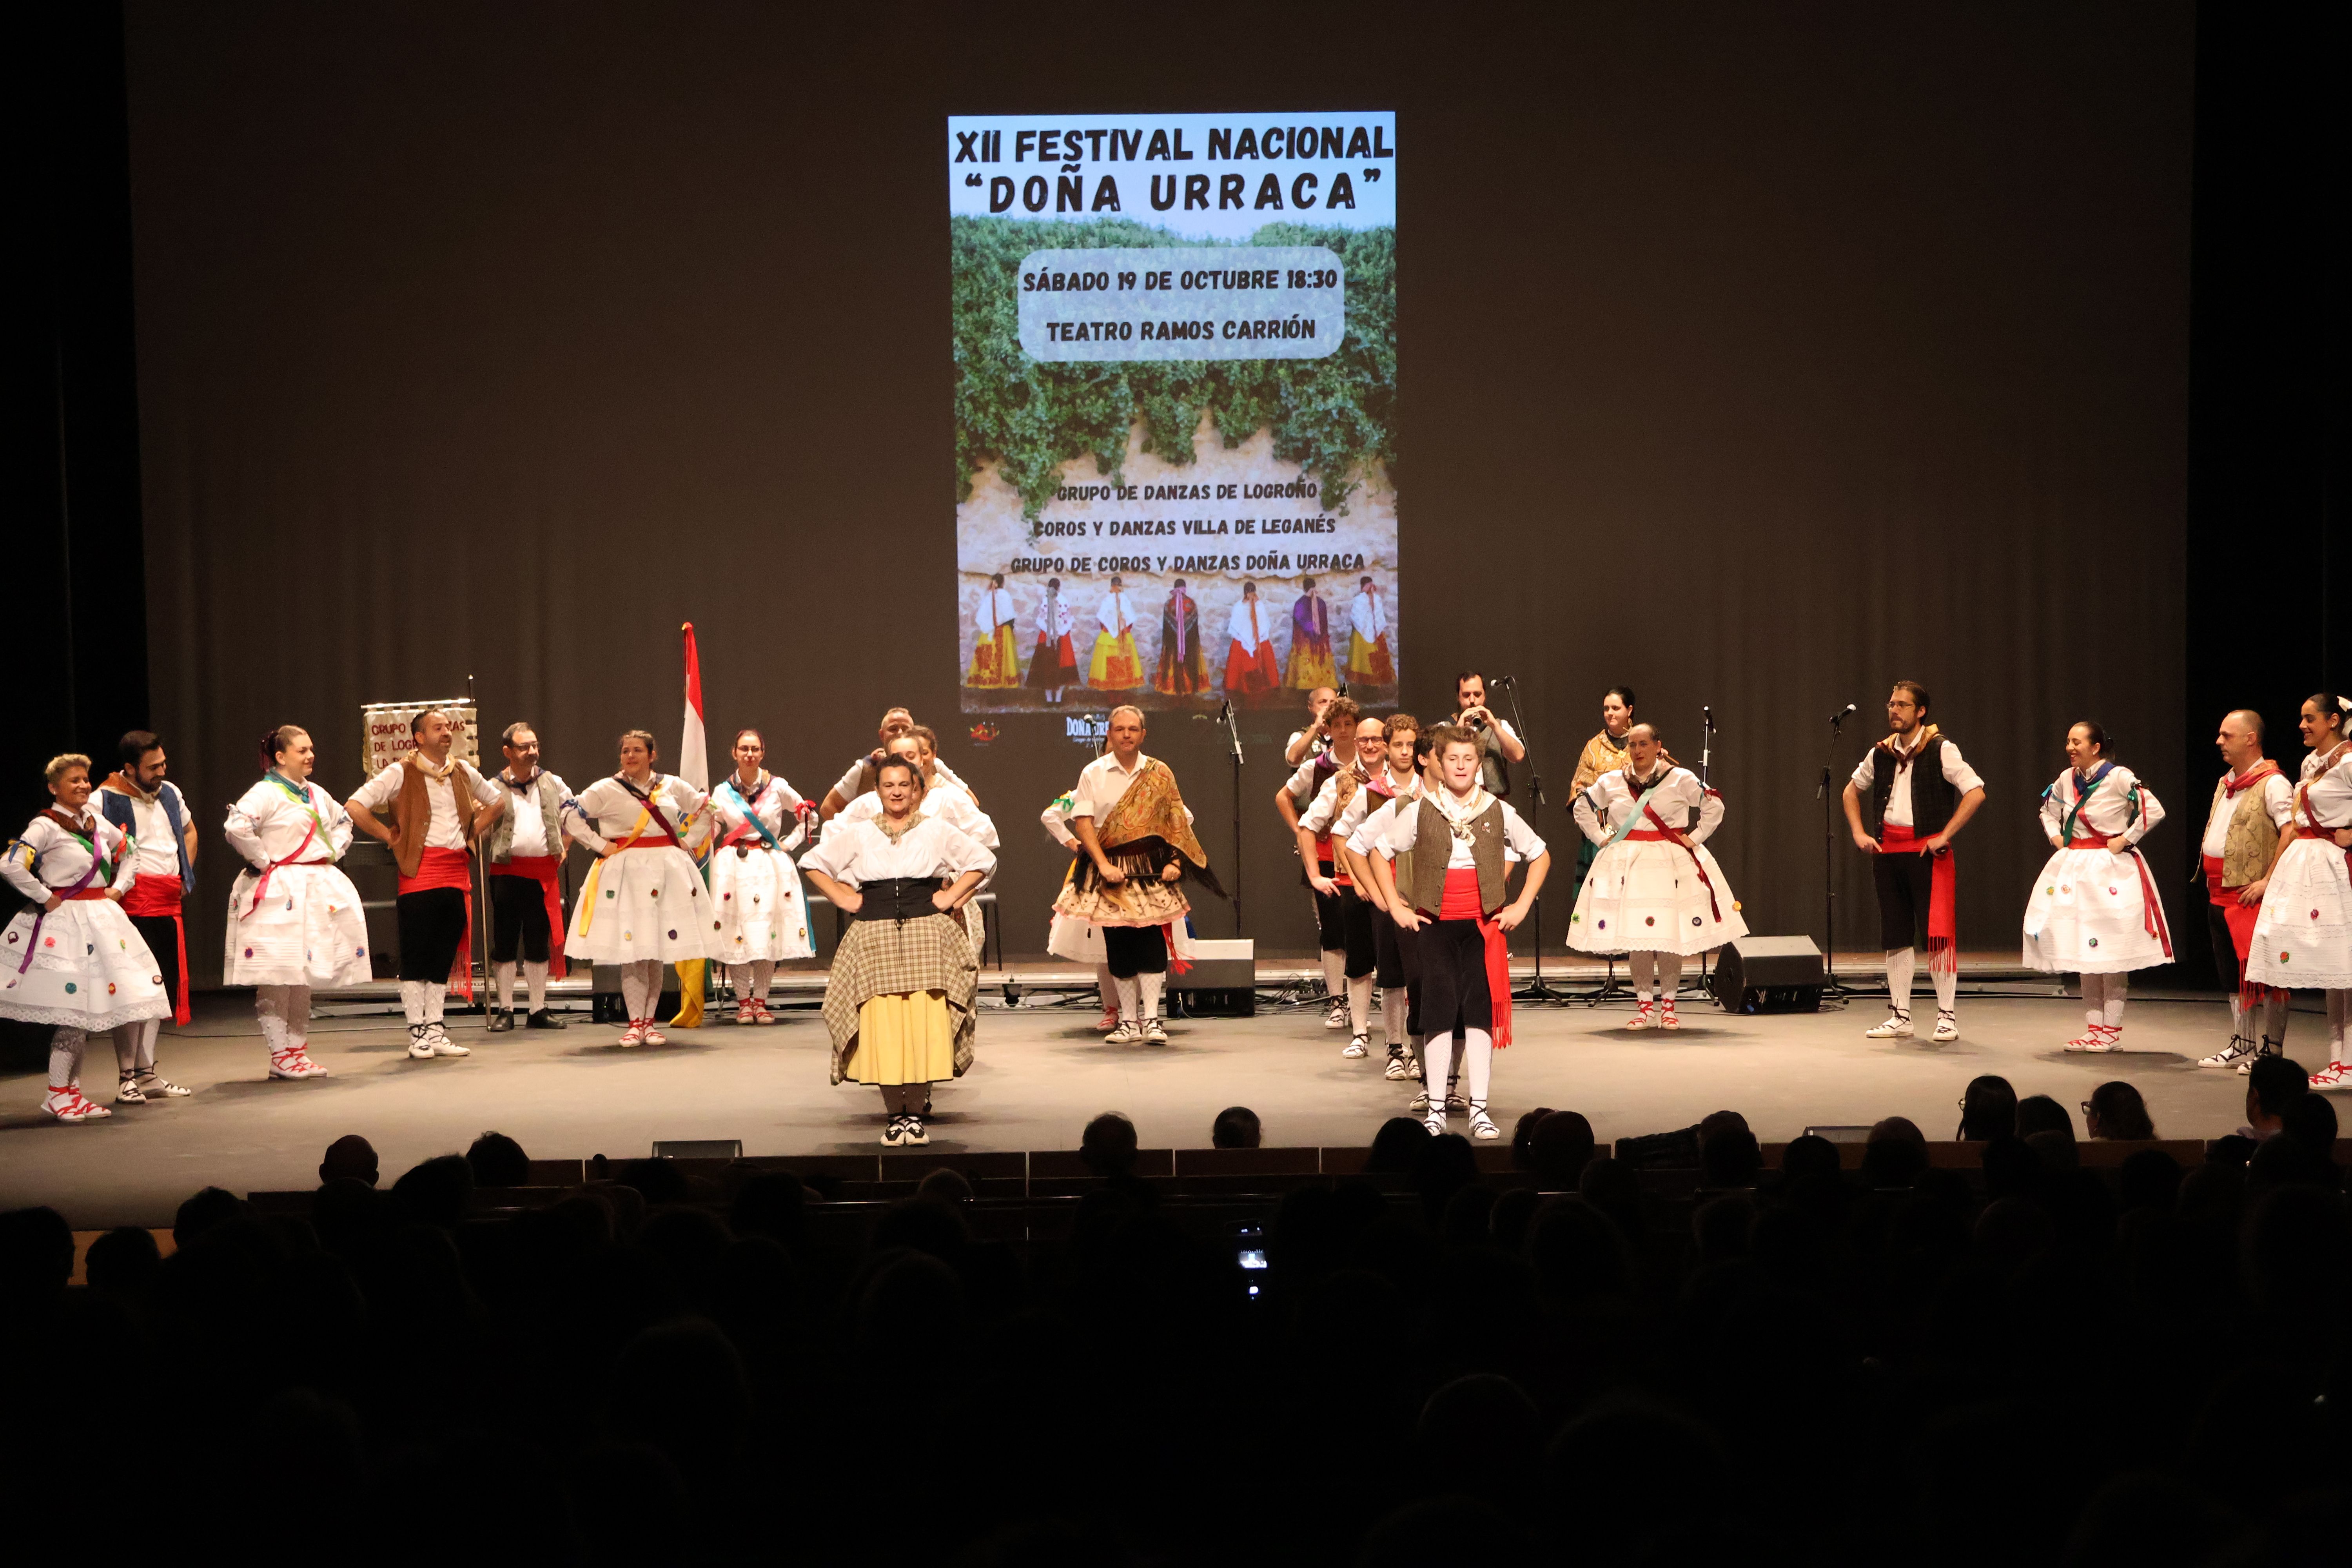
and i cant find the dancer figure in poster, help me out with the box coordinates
[1345,576,1394,686]
[1089,575,1144,690]
[1026,577,1077,704]
[1222,579,1281,700]
[967,573,1022,688]
[1286,575,1337,690]
[1154,577,1210,695]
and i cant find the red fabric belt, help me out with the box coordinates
[1880,824,1957,973]
[489,856,567,980]
[1626,829,1672,841]
[120,874,190,1024]
[59,888,109,902]
[2069,838,2172,959]
[400,846,475,1000]
[1433,867,1513,1049]
[2297,825,2340,840]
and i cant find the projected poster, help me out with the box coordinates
[951,112,1397,714]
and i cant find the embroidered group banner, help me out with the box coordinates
[951,112,1399,715]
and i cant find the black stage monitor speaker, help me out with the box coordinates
[1709,935,1825,1014]
[1171,939,1256,1017]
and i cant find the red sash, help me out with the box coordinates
[2203,853,2264,996]
[1880,824,1956,970]
[58,887,109,901]
[1437,867,1514,1049]
[488,857,567,979]
[2071,837,2171,958]
[1638,804,1722,921]
[120,873,191,1024]
[399,845,476,999]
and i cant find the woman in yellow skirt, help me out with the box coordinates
[965,573,1022,688]
[799,757,994,1146]
[1087,575,1144,690]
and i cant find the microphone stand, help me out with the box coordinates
[1818,708,1856,1000]
[1695,705,1717,1001]
[1218,700,1245,935]
[1497,677,1570,1004]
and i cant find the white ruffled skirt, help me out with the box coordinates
[1,898,175,1031]
[222,863,373,988]
[2245,836,2352,989]
[1569,837,1746,956]
[709,843,815,962]
[2022,846,2173,975]
[567,846,720,964]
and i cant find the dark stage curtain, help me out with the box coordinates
[119,1,2194,986]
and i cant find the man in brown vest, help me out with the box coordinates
[1366,724,1548,1142]
[2194,709,2296,1070]
[347,710,504,1060]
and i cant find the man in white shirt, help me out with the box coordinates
[2194,709,2298,1069]
[1298,715,1390,1057]
[1060,706,1214,1044]
[820,708,969,819]
[96,730,197,1100]
[347,710,505,1060]
[1448,672,1524,799]
[1841,681,1988,1043]
[483,720,573,1033]
[1275,696,1360,1028]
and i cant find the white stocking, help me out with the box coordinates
[2102,973,2128,1029]
[423,982,447,1025]
[749,959,775,1003]
[1096,964,1116,1014]
[1321,949,1345,999]
[495,961,517,1009]
[49,1027,87,1090]
[1461,1027,1493,1106]
[1138,972,1165,1021]
[113,1023,142,1074]
[1629,951,1657,999]
[2260,990,2290,1047]
[1112,976,1140,1023]
[1421,1033,1452,1107]
[2327,989,2350,1060]
[1932,965,1957,1014]
[286,985,312,1048]
[134,1017,159,1071]
[1347,974,1374,1035]
[1656,952,1684,998]
[1383,987,1409,1047]
[525,960,549,1011]
[727,963,755,998]
[1885,947,1916,1015]
[398,979,428,1025]
[621,960,661,1021]
[2081,973,2106,1032]
[257,985,296,1055]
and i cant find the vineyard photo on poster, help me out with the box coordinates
[951,112,1398,714]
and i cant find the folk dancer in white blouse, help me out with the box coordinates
[1334,714,1426,1081]
[2022,723,2171,1052]
[800,756,995,1146]
[1365,725,1548,1141]
[564,729,718,1047]
[1842,681,1989,1044]
[2246,693,2352,1087]
[222,726,372,1080]
[1569,724,1748,1031]
[710,728,814,1025]
[1042,789,1120,1031]
[2,754,173,1121]
[839,730,1001,958]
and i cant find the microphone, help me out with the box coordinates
[1492,674,1516,687]
[1334,682,1348,697]
[1829,703,1857,726]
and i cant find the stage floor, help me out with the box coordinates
[0,984,2311,1229]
